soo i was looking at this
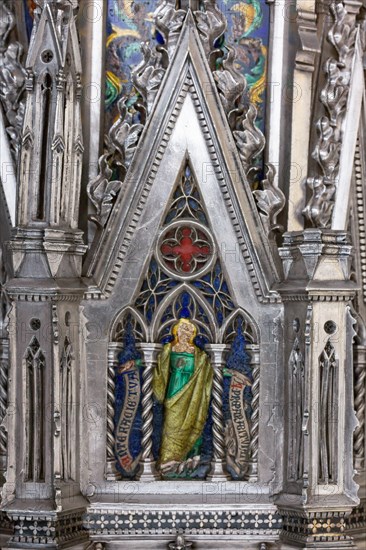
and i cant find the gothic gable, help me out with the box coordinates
[84,13,280,303]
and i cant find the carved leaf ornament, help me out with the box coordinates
[87,0,285,236]
[303,0,357,228]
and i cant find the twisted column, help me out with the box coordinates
[354,345,366,470]
[248,346,260,482]
[206,344,230,481]
[0,337,9,484]
[105,345,120,480]
[137,343,161,481]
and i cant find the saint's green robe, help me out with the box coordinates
[153,343,213,464]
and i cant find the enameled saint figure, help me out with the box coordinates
[153,318,213,475]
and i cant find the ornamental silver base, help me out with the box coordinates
[105,460,122,481]
[206,459,230,481]
[1,503,88,549]
[138,459,159,481]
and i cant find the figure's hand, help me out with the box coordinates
[118,359,135,374]
[160,460,180,474]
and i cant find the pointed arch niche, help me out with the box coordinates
[82,0,284,518]
[103,152,265,483]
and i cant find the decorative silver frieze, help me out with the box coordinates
[1,1,364,548]
[84,508,282,536]
[6,510,87,547]
[280,509,353,547]
[347,500,366,532]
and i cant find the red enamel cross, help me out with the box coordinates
[161,227,211,272]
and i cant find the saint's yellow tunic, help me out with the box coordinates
[153,343,213,464]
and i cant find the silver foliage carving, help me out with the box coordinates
[132,43,168,114]
[312,117,341,178]
[91,0,286,234]
[212,28,285,235]
[194,0,226,68]
[0,1,26,161]
[87,156,123,229]
[213,48,246,130]
[154,0,186,56]
[253,164,286,237]
[321,59,349,126]
[233,104,265,174]
[88,12,168,227]
[303,1,357,228]
[328,2,357,64]
[87,99,144,227]
[303,176,336,229]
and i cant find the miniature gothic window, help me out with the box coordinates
[108,160,260,481]
[36,72,53,220]
[25,337,46,482]
[60,336,74,481]
[318,340,338,484]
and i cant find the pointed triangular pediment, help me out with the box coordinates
[84,12,280,303]
[27,1,75,70]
